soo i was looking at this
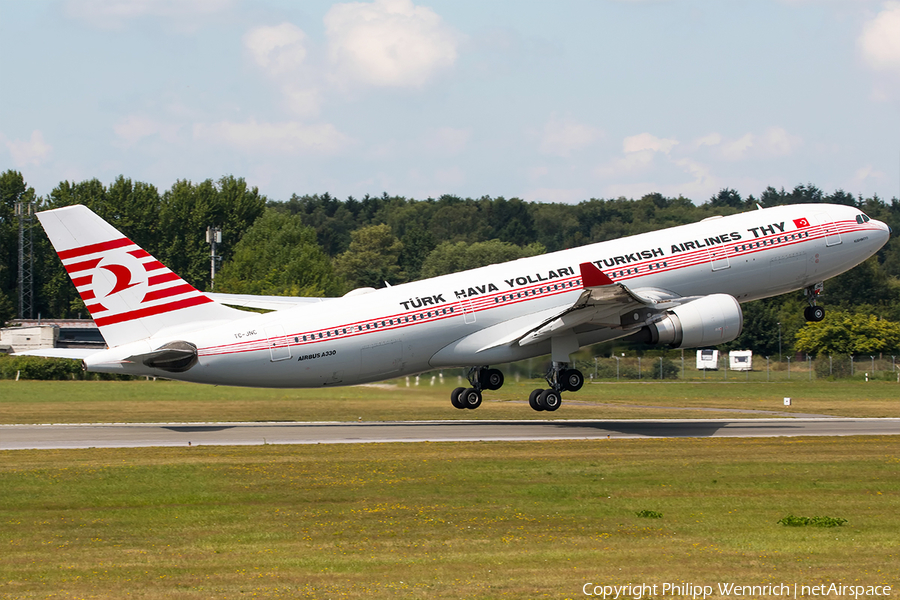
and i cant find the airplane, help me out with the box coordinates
[26,202,890,411]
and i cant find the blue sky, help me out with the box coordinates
[2,0,899,204]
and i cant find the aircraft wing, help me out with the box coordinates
[479,262,694,352]
[12,348,103,360]
[205,293,331,311]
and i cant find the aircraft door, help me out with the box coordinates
[708,246,730,271]
[813,212,842,247]
[459,298,476,324]
[265,324,292,362]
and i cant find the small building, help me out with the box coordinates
[0,325,59,354]
[1,319,106,354]
[729,350,753,371]
[696,349,718,370]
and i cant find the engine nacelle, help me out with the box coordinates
[626,294,743,349]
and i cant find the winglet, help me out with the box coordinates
[579,262,614,288]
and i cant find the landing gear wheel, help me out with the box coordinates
[481,368,505,391]
[539,389,562,412]
[805,305,825,322]
[460,388,482,409]
[450,387,467,409]
[529,389,545,411]
[560,368,584,392]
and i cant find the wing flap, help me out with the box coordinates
[477,262,679,353]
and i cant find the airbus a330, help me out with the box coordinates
[28,203,890,411]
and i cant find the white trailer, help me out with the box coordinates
[696,349,718,370]
[729,350,753,371]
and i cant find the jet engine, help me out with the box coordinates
[141,341,199,373]
[625,294,743,349]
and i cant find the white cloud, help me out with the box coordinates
[699,127,802,161]
[244,23,308,76]
[860,2,900,72]
[5,130,52,167]
[422,127,472,156]
[539,115,602,157]
[595,132,677,178]
[622,132,678,154]
[65,0,232,30]
[720,133,755,160]
[854,165,886,183]
[695,133,723,148]
[243,23,322,117]
[113,115,179,146]
[324,0,461,88]
[193,119,354,155]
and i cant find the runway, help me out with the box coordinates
[2,418,898,450]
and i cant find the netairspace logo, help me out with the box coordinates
[582,582,893,599]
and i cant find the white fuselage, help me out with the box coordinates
[86,204,890,387]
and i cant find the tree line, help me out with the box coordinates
[2,169,899,359]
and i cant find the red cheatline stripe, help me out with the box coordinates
[86,303,108,313]
[142,284,197,303]
[65,257,102,274]
[142,260,165,272]
[57,237,133,260]
[128,249,151,258]
[148,272,180,286]
[80,290,96,301]
[94,295,214,327]
[71,275,92,288]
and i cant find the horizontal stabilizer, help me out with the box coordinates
[12,348,101,360]
[206,293,330,311]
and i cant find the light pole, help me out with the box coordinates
[613,356,620,381]
[777,322,782,367]
[206,226,223,290]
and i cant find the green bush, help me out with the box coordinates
[777,514,847,528]
[0,355,85,380]
[815,354,852,379]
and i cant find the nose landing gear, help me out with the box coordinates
[804,283,825,322]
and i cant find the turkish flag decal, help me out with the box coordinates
[793,218,810,228]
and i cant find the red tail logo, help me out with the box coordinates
[59,237,212,327]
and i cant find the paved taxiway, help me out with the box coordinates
[1,418,898,450]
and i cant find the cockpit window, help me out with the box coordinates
[856,213,871,224]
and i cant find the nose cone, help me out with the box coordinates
[869,218,892,252]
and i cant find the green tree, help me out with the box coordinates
[216,210,342,297]
[795,310,900,356]
[334,224,406,290]
[419,239,546,278]
[158,176,266,289]
[709,188,744,209]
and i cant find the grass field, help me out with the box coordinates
[1,377,899,424]
[2,380,898,599]
[1,437,898,599]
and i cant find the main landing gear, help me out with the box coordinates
[449,362,585,412]
[528,363,584,412]
[803,282,825,322]
[450,366,504,410]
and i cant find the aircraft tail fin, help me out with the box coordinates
[37,204,244,348]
